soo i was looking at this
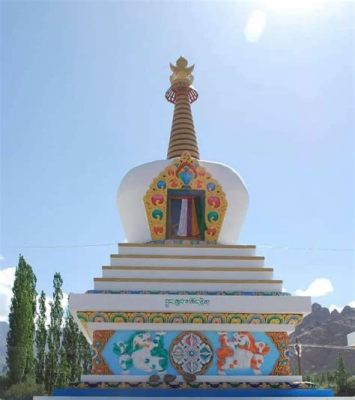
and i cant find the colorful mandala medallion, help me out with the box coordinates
[170,331,213,375]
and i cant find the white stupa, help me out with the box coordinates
[68,57,314,391]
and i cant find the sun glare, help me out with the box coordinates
[244,0,327,42]
[245,10,267,42]
[262,0,325,14]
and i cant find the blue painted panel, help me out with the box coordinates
[101,330,280,376]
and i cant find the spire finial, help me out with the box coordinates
[169,56,195,86]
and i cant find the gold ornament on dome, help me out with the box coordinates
[143,152,227,243]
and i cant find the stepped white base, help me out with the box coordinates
[118,243,257,257]
[70,293,310,314]
[81,374,303,383]
[33,396,340,400]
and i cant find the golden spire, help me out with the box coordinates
[166,57,200,159]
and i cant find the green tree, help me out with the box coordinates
[346,376,355,396]
[326,371,333,385]
[78,332,92,375]
[4,377,45,400]
[335,354,349,395]
[0,375,10,398]
[6,256,37,384]
[35,290,47,384]
[45,273,64,393]
[56,348,69,388]
[62,311,81,383]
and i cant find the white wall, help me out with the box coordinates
[117,159,249,244]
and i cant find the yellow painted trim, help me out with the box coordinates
[144,153,227,241]
[111,254,264,260]
[94,277,282,284]
[102,266,273,272]
[118,243,256,249]
[77,310,303,326]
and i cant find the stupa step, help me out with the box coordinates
[118,243,256,257]
[101,266,274,280]
[81,374,303,384]
[70,293,310,314]
[93,277,282,292]
[110,254,265,268]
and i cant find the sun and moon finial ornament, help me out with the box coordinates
[166,57,198,105]
[169,56,195,86]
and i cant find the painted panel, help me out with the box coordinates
[78,311,302,325]
[94,330,290,377]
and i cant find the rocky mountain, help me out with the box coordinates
[0,321,9,373]
[289,303,355,375]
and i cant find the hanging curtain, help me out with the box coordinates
[176,197,203,238]
[191,199,200,237]
[195,197,205,239]
[177,198,188,236]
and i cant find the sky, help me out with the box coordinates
[0,0,354,321]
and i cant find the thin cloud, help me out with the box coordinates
[329,300,355,313]
[0,267,16,322]
[295,278,334,297]
[0,266,69,324]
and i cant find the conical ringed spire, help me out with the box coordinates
[166,57,200,159]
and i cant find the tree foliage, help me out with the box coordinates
[57,347,70,388]
[60,312,92,383]
[4,377,45,400]
[5,259,93,394]
[45,272,64,393]
[335,354,349,395]
[79,332,92,375]
[62,312,81,383]
[35,290,47,384]
[0,375,11,398]
[346,376,355,396]
[6,256,37,384]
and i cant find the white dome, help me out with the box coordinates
[117,159,249,244]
